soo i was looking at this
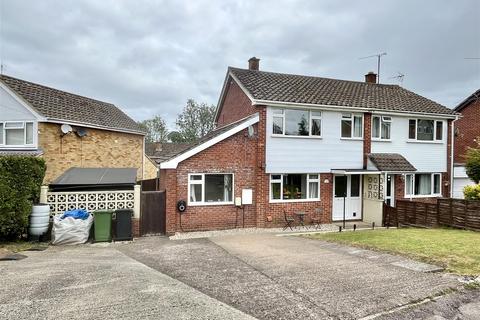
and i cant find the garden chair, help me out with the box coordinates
[283,210,295,231]
[311,208,323,230]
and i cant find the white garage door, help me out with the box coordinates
[453,165,475,199]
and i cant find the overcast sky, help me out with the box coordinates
[1,0,479,128]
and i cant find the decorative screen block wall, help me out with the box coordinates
[46,190,135,216]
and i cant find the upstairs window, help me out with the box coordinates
[408,119,443,141]
[341,113,363,138]
[0,121,35,147]
[372,116,391,140]
[272,109,321,137]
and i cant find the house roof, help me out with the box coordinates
[146,142,193,164]
[228,67,457,116]
[368,153,417,172]
[50,167,137,190]
[0,74,145,134]
[160,113,259,168]
[454,88,480,112]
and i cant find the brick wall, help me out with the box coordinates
[363,113,372,168]
[216,79,256,128]
[38,122,145,184]
[454,99,480,164]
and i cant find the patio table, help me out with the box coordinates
[295,211,308,229]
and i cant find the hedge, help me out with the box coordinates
[0,156,46,240]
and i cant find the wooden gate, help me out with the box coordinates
[140,191,166,235]
[382,202,398,227]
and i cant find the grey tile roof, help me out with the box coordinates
[369,153,417,172]
[229,67,456,115]
[0,149,43,157]
[146,142,193,164]
[0,75,145,134]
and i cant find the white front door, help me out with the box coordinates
[332,174,362,221]
[384,174,395,206]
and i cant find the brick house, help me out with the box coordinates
[452,89,480,198]
[158,58,458,234]
[0,74,158,183]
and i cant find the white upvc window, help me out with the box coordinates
[372,115,391,140]
[272,108,321,137]
[405,173,442,197]
[270,173,320,202]
[408,119,443,141]
[0,121,35,148]
[341,113,363,139]
[188,173,234,205]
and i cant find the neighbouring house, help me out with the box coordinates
[452,89,480,198]
[156,57,458,235]
[0,74,158,236]
[0,74,158,183]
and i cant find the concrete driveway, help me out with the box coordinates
[118,234,473,320]
[1,233,478,320]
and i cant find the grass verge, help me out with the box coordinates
[306,228,480,276]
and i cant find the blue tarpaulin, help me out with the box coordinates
[61,209,90,220]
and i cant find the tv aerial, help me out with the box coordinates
[359,52,387,83]
[389,72,405,86]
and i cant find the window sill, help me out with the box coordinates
[0,145,37,149]
[269,198,320,204]
[403,194,442,198]
[271,134,322,139]
[371,139,391,142]
[188,202,235,207]
[340,137,363,141]
[406,140,444,144]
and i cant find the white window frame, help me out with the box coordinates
[371,115,392,141]
[187,173,234,206]
[340,113,363,139]
[271,108,322,138]
[404,173,442,198]
[0,120,37,149]
[269,173,320,203]
[408,119,443,142]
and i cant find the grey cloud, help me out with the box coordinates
[1,0,479,128]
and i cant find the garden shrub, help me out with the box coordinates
[463,184,480,200]
[0,156,46,240]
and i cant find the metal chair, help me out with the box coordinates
[311,208,323,230]
[283,210,295,231]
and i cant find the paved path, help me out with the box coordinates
[118,234,467,320]
[0,245,254,320]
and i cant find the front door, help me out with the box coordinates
[332,175,362,220]
[384,174,395,207]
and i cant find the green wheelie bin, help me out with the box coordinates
[93,210,113,242]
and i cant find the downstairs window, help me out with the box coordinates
[270,174,320,201]
[405,173,442,197]
[188,174,233,204]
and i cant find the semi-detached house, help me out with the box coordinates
[158,58,458,235]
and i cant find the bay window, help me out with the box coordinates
[341,113,363,138]
[270,174,320,201]
[372,116,391,140]
[408,119,443,141]
[188,173,233,205]
[405,173,442,197]
[0,121,35,147]
[272,108,321,137]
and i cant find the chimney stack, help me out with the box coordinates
[365,71,377,84]
[248,57,260,70]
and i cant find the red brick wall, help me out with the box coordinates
[454,100,480,164]
[216,79,256,127]
[363,113,372,168]
[163,125,258,233]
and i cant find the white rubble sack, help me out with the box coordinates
[52,214,93,245]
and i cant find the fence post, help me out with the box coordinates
[450,199,453,226]
[40,185,48,204]
[464,200,468,229]
[134,185,141,219]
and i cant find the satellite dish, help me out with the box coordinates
[60,124,72,135]
[247,125,255,137]
[76,128,88,137]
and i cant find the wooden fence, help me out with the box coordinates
[141,178,160,191]
[140,190,166,235]
[383,198,480,231]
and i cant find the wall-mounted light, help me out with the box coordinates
[324,178,330,184]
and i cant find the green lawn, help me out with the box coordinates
[307,228,480,276]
